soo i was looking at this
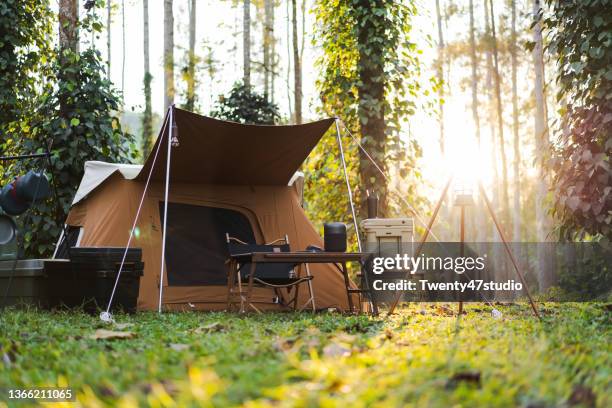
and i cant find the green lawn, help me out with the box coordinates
[0,303,610,407]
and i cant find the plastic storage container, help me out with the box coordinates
[361,218,414,257]
[0,259,48,307]
[45,247,144,313]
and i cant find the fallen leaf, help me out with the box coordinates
[568,385,596,407]
[193,322,225,334]
[90,329,135,340]
[275,337,297,351]
[169,343,189,351]
[323,343,351,358]
[447,371,481,388]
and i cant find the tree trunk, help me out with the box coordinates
[511,0,521,243]
[59,0,78,53]
[435,0,445,156]
[121,0,126,94]
[469,0,485,242]
[185,0,196,111]
[106,0,111,79]
[532,0,555,289]
[291,0,302,124]
[356,0,387,217]
[286,0,292,119]
[58,0,78,116]
[484,0,498,244]
[142,0,153,159]
[488,0,510,233]
[263,0,272,100]
[270,0,275,104]
[243,0,251,88]
[164,0,174,108]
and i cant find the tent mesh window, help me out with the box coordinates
[159,202,256,286]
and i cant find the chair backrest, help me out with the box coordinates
[226,234,295,282]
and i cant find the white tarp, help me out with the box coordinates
[72,162,303,206]
[72,161,142,205]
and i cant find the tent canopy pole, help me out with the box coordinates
[158,105,174,313]
[334,118,362,251]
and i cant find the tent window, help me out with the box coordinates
[159,202,256,286]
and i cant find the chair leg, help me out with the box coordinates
[305,264,316,312]
[237,270,245,313]
[245,262,256,313]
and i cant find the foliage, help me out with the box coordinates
[0,304,609,406]
[0,0,53,127]
[542,0,612,239]
[210,83,280,125]
[557,244,612,300]
[0,0,53,178]
[309,0,429,241]
[2,7,136,257]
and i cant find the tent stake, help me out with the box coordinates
[158,105,175,313]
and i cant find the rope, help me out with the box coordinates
[103,112,168,319]
[334,118,500,312]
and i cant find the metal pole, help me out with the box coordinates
[459,206,465,314]
[158,106,174,313]
[334,118,362,251]
[478,182,541,320]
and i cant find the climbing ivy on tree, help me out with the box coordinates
[308,0,429,240]
[4,7,136,257]
[543,0,612,239]
[0,0,53,156]
[210,83,280,125]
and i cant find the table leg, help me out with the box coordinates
[341,262,354,313]
[360,261,379,316]
[245,262,256,313]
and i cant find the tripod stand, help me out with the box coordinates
[387,176,541,320]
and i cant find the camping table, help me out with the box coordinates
[227,252,378,315]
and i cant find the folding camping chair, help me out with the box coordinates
[225,234,315,313]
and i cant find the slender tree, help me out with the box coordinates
[263,0,272,100]
[511,0,521,242]
[435,0,445,156]
[106,0,111,79]
[285,0,292,118]
[484,0,499,243]
[291,0,302,124]
[163,0,174,108]
[142,0,153,158]
[468,0,485,241]
[185,0,196,111]
[269,0,276,104]
[532,0,554,289]
[121,0,125,94]
[488,0,510,231]
[243,0,251,88]
[58,0,78,115]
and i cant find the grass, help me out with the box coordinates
[0,303,610,407]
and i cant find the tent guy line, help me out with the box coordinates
[102,109,169,321]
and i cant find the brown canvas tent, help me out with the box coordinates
[61,107,358,311]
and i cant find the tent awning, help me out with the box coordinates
[137,108,335,185]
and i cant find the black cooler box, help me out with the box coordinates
[45,247,144,313]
